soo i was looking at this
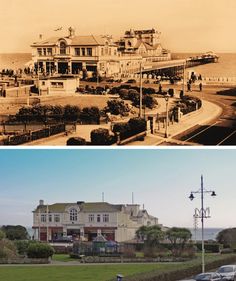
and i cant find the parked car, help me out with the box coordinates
[194,272,222,281]
[126,79,137,83]
[217,265,236,281]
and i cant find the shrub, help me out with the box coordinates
[14,240,30,256]
[0,239,18,259]
[27,242,54,258]
[113,122,131,140]
[143,95,158,109]
[0,230,6,240]
[66,137,86,146]
[143,87,156,95]
[128,117,146,134]
[106,100,130,116]
[64,105,81,122]
[195,243,221,253]
[91,128,115,145]
[79,107,100,124]
[119,88,129,99]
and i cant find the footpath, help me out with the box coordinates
[23,96,222,146]
[128,99,222,146]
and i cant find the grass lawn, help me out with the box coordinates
[0,254,234,281]
[0,264,176,281]
[52,254,76,262]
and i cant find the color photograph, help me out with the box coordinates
[0,149,236,281]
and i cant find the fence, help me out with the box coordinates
[1,123,66,145]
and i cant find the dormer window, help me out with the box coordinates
[60,42,67,55]
[70,208,78,221]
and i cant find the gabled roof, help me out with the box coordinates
[33,202,123,213]
[81,202,123,213]
[32,35,114,47]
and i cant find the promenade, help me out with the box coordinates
[23,94,222,146]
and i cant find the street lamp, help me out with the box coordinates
[189,175,216,273]
[164,93,170,138]
[139,60,143,118]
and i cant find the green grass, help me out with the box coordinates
[0,264,174,281]
[0,254,235,281]
[52,254,76,262]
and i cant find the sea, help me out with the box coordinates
[1,52,236,78]
[189,227,223,242]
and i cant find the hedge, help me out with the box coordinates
[90,128,116,145]
[110,254,236,281]
[27,242,54,258]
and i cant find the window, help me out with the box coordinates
[48,214,52,222]
[101,48,104,56]
[41,214,46,222]
[43,48,47,56]
[60,42,67,55]
[47,48,52,56]
[87,48,92,56]
[70,208,78,221]
[37,48,42,56]
[51,82,64,88]
[103,214,109,223]
[89,214,94,222]
[108,48,111,56]
[75,48,80,56]
[97,214,101,222]
[81,48,86,56]
[54,214,60,222]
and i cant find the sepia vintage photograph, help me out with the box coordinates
[0,148,235,280]
[0,0,235,146]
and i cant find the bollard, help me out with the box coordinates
[117,274,123,281]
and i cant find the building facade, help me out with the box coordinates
[32,200,159,242]
[31,27,171,78]
[31,27,120,77]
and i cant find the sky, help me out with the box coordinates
[0,148,235,229]
[1,0,236,53]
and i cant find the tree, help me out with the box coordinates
[216,228,236,248]
[166,227,192,250]
[0,229,6,240]
[136,225,164,247]
[1,225,29,240]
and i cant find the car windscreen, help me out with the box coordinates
[218,267,234,273]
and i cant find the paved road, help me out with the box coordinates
[173,86,236,145]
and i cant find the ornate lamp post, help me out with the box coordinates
[189,175,216,273]
[139,60,143,118]
[164,93,170,138]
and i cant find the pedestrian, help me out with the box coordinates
[159,84,162,93]
[199,82,202,92]
[187,82,191,92]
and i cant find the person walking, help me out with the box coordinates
[199,82,202,92]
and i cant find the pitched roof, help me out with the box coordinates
[34,202,123,213]
[32,35,112,47]
[81,202,123,213]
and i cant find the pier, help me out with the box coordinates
[186,52,219,68]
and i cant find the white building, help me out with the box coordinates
[31,27,120,77]
[31,27,171,78]
[32,200,159,242]
[38,75,80,95]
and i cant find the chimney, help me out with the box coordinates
[39,200,44,206]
